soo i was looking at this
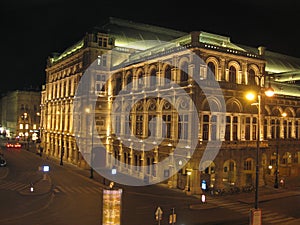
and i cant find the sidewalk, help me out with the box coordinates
[187,184,300,210]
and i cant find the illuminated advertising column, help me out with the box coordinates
[102,189,122,225]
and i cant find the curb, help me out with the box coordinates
[0,167,9,179]
[189,203,218,210]
[237,190,300,204]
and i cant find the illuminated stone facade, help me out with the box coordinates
[42,17,300,194]
[0,90,41,140]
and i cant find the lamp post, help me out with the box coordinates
[85,107,94,179]
[246,86,262,210]
[246,74,274,224]
[255,90,261,210]
[90,116,94,179]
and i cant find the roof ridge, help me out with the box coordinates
[106,17,187,37]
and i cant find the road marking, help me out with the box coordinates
[0,181,27,191]
[270,217,296,224]
[55,185,101,194]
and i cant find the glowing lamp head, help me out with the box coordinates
[265,87,275,97]
[246,92,256,101]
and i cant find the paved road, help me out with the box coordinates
[1,138,300,225]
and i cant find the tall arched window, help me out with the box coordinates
[135,102,143,137]
[180,62,189,82]
[207,62,216,80]
[126,74,133,89]
[165,65,172,85]
[248,69,256,85]
[229,66,236,83]
[137,72,144,89]
[150,69,156,87]
[162,101,172,138]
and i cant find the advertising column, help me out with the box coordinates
[102,188,122,225]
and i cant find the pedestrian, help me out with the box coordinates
[60,147,64,165]
[39,146,43,157]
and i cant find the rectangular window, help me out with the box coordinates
[115,116,121,135]
[136,115,143,136]
[103,38,107,47]
[98,37,103,46]
[102,55,107,67]
[148,115,156,138]
[244,160,252,170]
[162,115,171,138]
[20,124,23,129]
[178,114,189,139]
[25,124,29,129]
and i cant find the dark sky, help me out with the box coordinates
[1,0,300,93]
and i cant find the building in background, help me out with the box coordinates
[0,90,41,141]
[41,17,300,194]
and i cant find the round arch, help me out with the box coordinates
[206,56,220,80]
[226,97,243,113]
[227,61,241,84]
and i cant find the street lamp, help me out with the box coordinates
[85,107,94,179]
[246,74,274,214]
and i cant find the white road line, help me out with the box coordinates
[269,217,296,224]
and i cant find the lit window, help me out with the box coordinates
[25,124,29,129]
[33,124,37,129]
[102,55,107,67]
[20,124,23,129]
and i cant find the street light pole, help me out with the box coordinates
[274,112,286,188]
[90,115,94,179]
[247,73,274,225]
[274,144,279,188]
[255,91,261,210]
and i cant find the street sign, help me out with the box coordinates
[155,206,163,221]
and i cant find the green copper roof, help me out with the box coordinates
[50,40,84,63]
[95,17,188,50]
[238,44,300,73]
[199,32,246,51]
[270,80,300,97]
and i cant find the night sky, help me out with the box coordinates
[1,0,300,93]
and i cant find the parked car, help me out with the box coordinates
[6,142,22,148]
[0,156,7,167]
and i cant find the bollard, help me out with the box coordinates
[30,183,34,192]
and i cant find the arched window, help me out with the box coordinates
[248,69,256,85]
[150,69,156,87]
[207,62,216,80]
[115,76,122,95]
[165,65,172,85]
[137,72,144,89]
[180,62,189,82]
[162,101,172,138]
[126,74,133,87]
[135,102,143,137]
[229,66,236,83]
